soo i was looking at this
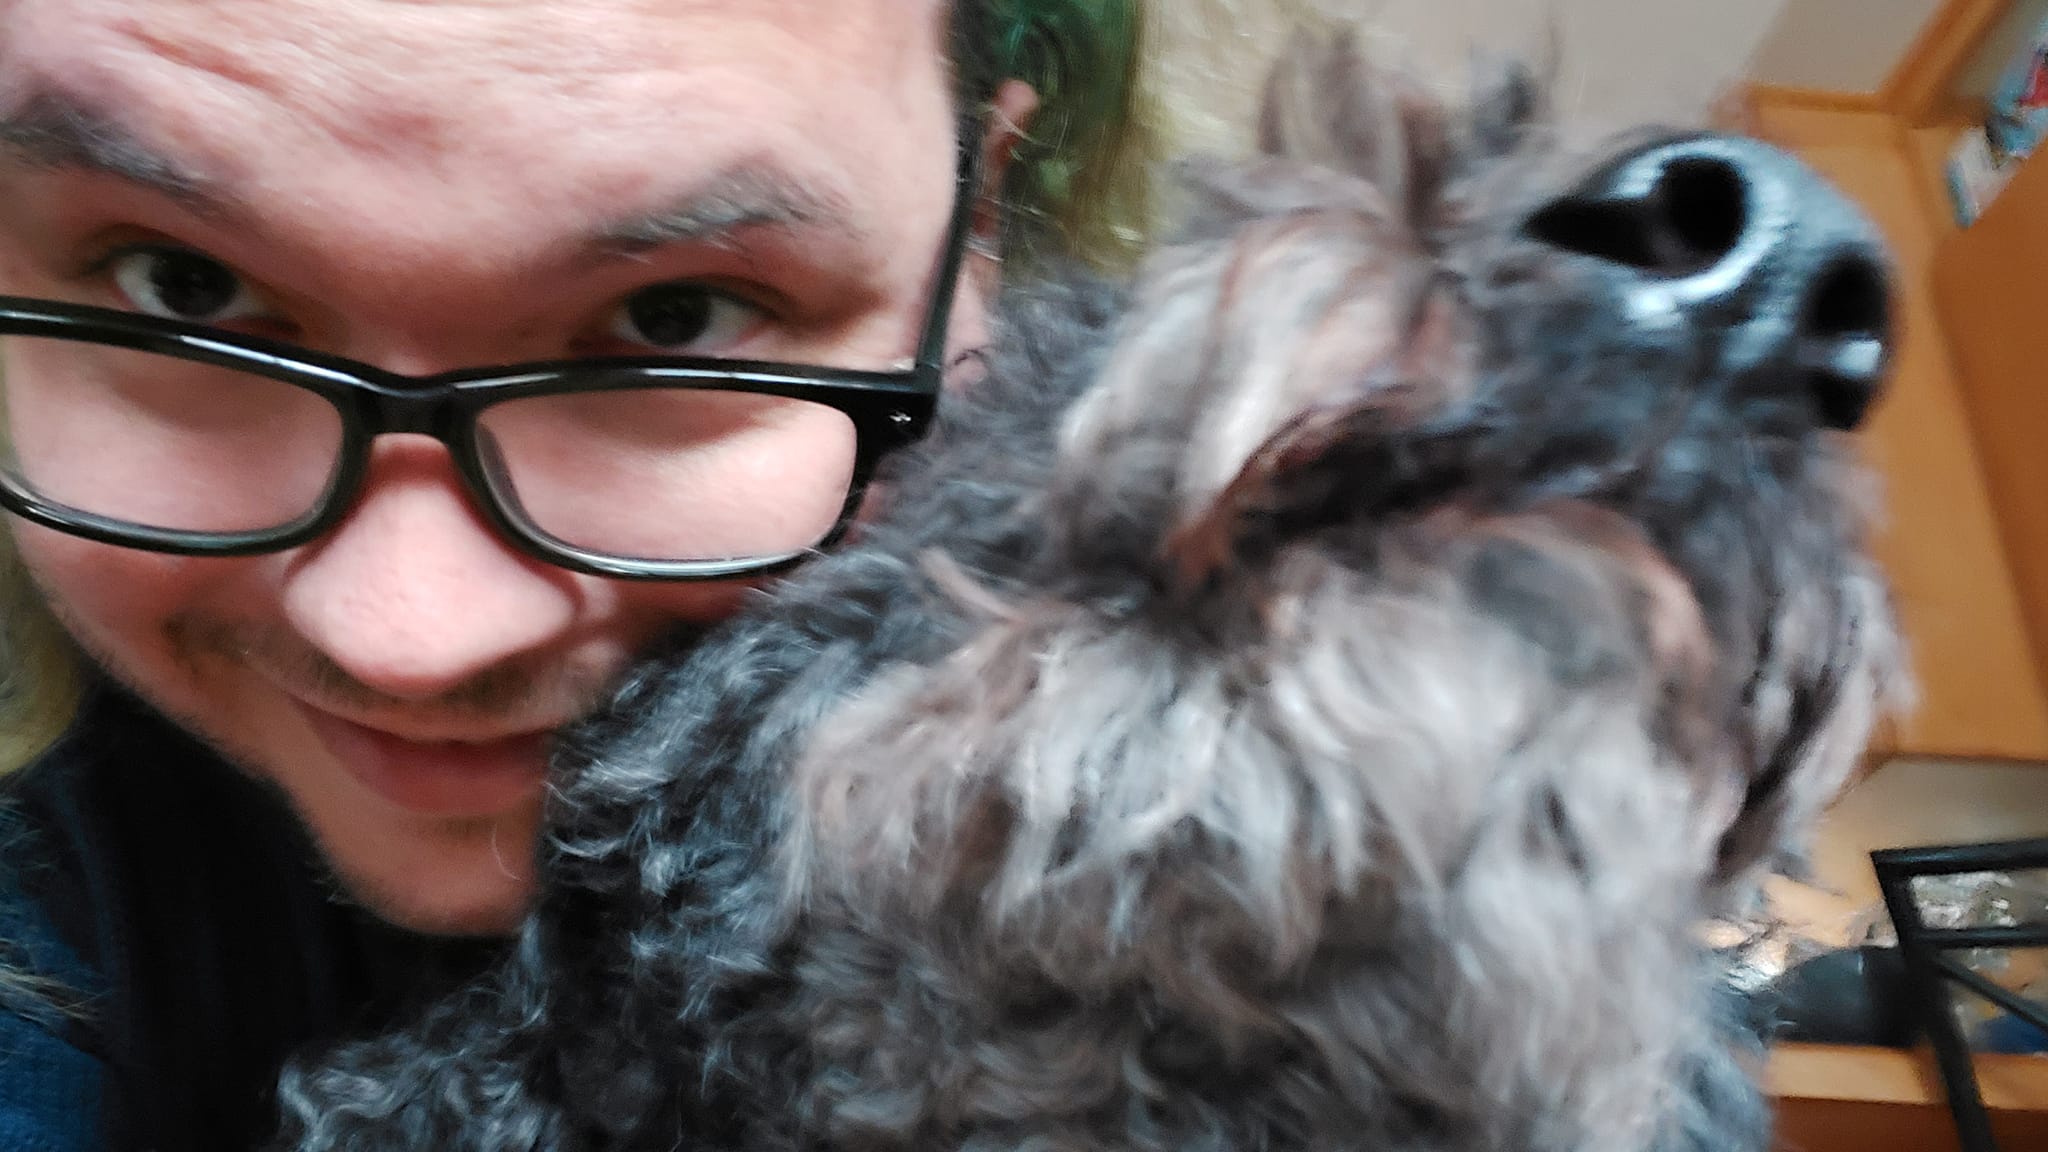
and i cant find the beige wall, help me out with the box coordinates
[1747,0,1939,91]
[1361,0,1796,127]
[1153,1,2045,156]
[1376,0,1794,126]
[1147,0,1801,156]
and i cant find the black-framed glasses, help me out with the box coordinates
[0,118,983,581]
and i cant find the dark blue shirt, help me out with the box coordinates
[0,683,504,1151]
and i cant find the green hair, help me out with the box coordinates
[954,0,1153,270]
[954,0,1344,269]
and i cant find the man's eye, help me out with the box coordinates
[109,247,269,324]
[610,283,759,353]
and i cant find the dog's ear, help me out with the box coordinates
[1162,287,1471,592]
[1257,29,1452,231]
[1164,396,1408,591]
[1468,56,1548,158]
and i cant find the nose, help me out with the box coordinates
[281,436,580,701]
[1525,135,1894,431]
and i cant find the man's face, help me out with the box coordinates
[0,0,996,934]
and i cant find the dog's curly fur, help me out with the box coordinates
[273,37,1903,1152]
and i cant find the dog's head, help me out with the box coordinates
[1038,33,1903,901]
[781,36,1905,1152]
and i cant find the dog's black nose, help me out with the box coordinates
[1526,136,1893,431]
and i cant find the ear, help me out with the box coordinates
[1257,29,1453,229]
[968,80,1041,285]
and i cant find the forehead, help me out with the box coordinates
[0,0,949,119]
[0,0,954,257]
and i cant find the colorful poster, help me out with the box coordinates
[1988,15,2048,160]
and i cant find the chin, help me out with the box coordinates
[319,807,543,938]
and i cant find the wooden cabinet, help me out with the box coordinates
[1753,101,2048,762]
[1933,146,2048,728]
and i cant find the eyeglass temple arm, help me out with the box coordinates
[914,114,989,381]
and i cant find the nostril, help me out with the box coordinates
[1806,255,1888,340]
[1658,157,1748,267]
[1524,198,1662,270]
[1524,151,1752,278]
[1798,254,1892,431]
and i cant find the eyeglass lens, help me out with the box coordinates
[0,335,345,534]
[473,382,857,563]
[0,334,862,565]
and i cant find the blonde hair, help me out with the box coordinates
[0,531,78,776]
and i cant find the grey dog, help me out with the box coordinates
[275,35,1904,1152]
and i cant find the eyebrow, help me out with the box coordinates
[0,82,860,264]
[588,168,863,260]
[0,85,229,215]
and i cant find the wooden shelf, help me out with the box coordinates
[1770,1042,2048,1151]
[1772,1042,2048,1110]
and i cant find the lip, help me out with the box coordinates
[297,704,553,818]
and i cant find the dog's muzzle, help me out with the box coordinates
[1526,134,1895,432]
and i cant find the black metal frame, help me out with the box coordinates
[1872,836,2048,1152]
[0,114,985,582]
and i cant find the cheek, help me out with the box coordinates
[15,521,219,635]
[8,520,268,688]
[605,573,757,639]
[16,509,771,711]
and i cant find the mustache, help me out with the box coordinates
[165,614,624,724]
